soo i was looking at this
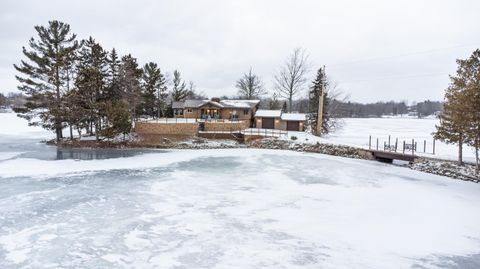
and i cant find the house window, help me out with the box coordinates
[187,108,192,113]
[243,109,249,115]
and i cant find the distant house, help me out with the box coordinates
[173,98,260,121]
[254,109,306,131]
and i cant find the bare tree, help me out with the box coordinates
[235,68,266,99]
[274,48,310,112]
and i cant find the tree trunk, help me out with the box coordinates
[458,139,463,165]
[69,125,73,140]
[476,145,479,170]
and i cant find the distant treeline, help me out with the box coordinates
[256,98,443,118]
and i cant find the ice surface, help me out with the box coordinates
[1,112,480,268]
[1,148,480,268]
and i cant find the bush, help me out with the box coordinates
[290,136,298,141]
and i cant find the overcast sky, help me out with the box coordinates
[1,0,479,103]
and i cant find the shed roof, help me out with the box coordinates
[255,110,282,118]
[281,113,307,121]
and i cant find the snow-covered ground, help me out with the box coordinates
[1,112,480,268]
[281,118,476,163]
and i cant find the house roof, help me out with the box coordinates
[255,110,282,118]
[281,113,307,121]
[172,101,185,109]
[220,100,260,109]
[182,99,260,109]
[184,99,208,108]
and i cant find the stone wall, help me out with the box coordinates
[204,120,250,132]
[135,122,198,136]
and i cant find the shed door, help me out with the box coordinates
[286,121,300,131]
[262,118,274,129]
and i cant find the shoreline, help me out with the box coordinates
[47,137,480,183]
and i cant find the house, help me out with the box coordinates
[173,98,260,121]
[254,109,307,131]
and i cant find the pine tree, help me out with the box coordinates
[106,48,122,101]
[141,62,166,118]
[101,100,132,141]
[452,49,480,169]
[74,36,108,140]
[435,88,468,164]
[14,20,79,141]
[309,67,330,134]
[119,54,142,121]
[171,70,188,102]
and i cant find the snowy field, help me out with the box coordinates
[283,118,476,163]
[1,113,480,268]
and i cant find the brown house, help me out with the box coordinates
[173,98,260,121]
[254,109,307,131]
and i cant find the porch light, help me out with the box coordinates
[275,120,280,123]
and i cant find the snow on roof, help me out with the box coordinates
[255,110,282,118]
[184,99,208,108]
[281,113,307,121]
[172,101,185,109]
[220,100,260,109]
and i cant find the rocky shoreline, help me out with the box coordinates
[48,137,479,183]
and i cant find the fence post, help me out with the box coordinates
[403,141,405,154]
[395,138,398,152]
[384,141,386,151]
[433,139,436,155]
[412,139,415,155]
[369,135,371,149]
[376,138,379,150]
[424,140,426,153]
[388,135,391,147]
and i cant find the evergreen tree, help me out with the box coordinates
[0,93,7,107]
[309,67,330,134]
[235,68,266,99]
[141,62,166,118]
[74,36,108,140]
[171,70,188,101]
[105,48,122,101]
[14,20,79,141]
[119,54,142,121]
[101,100,132,141]
[281,101,287,113]
[448,49,480,168]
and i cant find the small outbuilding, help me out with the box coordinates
[254,110,306,131]
[254,110,282,129]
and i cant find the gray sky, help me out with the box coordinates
[1,0,479,103]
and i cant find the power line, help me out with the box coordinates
[327,43,479,68]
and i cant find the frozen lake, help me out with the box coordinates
[1,113,480,268]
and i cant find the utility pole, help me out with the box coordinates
[316,66,326,136]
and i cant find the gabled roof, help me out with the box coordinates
[220,100,260,109]
[255,110,282,118]
[172,101,185,109]
[184,99,208,108]
[182,99,260,109]
[281,113,307,121]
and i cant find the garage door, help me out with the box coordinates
[261,118,274,129]
[286,121,300,131]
